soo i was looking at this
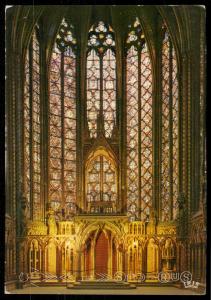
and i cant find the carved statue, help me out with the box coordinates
[147,208,157,235]
[19,194,29,236]
[177,193,187,238]
[47,208,57,235]
[150,208,157,225]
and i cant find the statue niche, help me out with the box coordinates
[47,208,58,235]
[146,238,158,274]
[161,238,176,272]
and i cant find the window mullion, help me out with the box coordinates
[29,40,34,220]
[61,51,65,208]
[100,156,103,202]
[138,49,142,220]
[169,40,173,220]
[100,55,103,132]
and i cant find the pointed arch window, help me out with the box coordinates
[86,154,117,213]
[23,27,41,220]
[161,27,179,221]
[87,21,116,138]
[126,18,153,221]
[49,18,77,210]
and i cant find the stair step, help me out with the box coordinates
[68,286,136,289]
[136,283,177,287]
[34,282,68,287]
[67,280,136,289]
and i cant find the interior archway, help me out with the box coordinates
[95,230,109,278]
[83,224,121,280]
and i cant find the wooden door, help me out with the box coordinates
[95,231,108,278]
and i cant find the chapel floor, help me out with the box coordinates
[6,286,202,295]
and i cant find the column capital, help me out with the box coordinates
[76,249,84,254]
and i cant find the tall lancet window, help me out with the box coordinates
[23,27,41,220]
[87,21,116,138]
[161,26,179,221]
[126,18,153,221]
[49,19,77,211]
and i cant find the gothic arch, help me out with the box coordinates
[134,8,157,83]
[157,6,181,64]
[145,237,159,273]
[77,221,122,250]
[85,145,118,168]
[26,237,43,249]
[9,6,43,53]
[46,11,78,71]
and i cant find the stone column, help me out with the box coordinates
[201,244,205,283]
[118,250,122,273]
[200,244,203,282]
[91,240,95,279]
[108,236,112,278]
[81,249,85,280]
[195,245,198,281]
[197,245,201,281]
[115,248,118,276]
[40,246,45,281]
[202,245,206,283]
[75,250,83,281]
[190,246,192,278]
[193,246,196,280]
[123,250,127,280]
[56,246,62,282]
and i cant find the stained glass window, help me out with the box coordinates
[49,18,77,210]
[161,28,179,221]
[87,50,100,138]
[126,18,153,220]
[86,155,117,212]
[87,21,116,138]
[24,44,30,212]
[126,45,139,219]
[140,43,153,220]
[23,18,179,222]
[199,16,205,211]
[23,28,41,220]
[103,49,116,137]
[172,46,179,219]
